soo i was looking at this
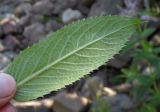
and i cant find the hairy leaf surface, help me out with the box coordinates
[6,16,141,101]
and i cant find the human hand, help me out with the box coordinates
[0,73,16,112]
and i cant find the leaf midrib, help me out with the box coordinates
[17,23,136,87]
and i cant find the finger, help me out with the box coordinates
[0,73,16,108]
[0,103,16,112]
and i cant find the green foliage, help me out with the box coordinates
[140,104,157,112]
[6,16,141,102]
[122,26,160,111]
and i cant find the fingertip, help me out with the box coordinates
[0,73,16,108]
[0,73,16,98]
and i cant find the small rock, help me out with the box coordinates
[89,0,122,16]
[81,76,103,99]
[62,8,83,23]
[0,5,14,16]
[32,0,54,15]
[3,51,17,60]
[53,92,89,112]
[77,3,90,15]
[19,13,43,27]
[103,87,117,97]
[82,0,95,7]
[3,35,20,50]
[120,0,142,17]
[18,13,31,27]
[0,18,21,35]
[50,0,78,14]
[14,3,32,17]
[23,22,47,45]
[17,106,49,112]
[45,20,62,33]
[0,41,5,52]
[108,53,131,69]
[151,33,160,46]
[102,94,134,112]
[14,99,54,112]
[0,53,10,70]
[0,26,3,37]
[16,0,33,3]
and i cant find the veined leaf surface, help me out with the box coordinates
[6,16,141,102]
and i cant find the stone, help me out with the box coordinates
[0,41,5,52]
[0,25,3,37]
[102,94,134,112]
[81,76,103,99]
[103,87,117,97]
[89,0,122,16]
[108,53,131,69]
[53,92,89,112]
[32,0,54,15]
[0,53,10,70]
[19,14,31,27]
[0,26,3,38]
[120,0,142,17]
[23,22,47,45]
[45,20,62,33]
[50,0,78,14]
[14,99,54,112]
[19,13,43,27]
[3,35,20,50]
[151,33,160,46]
[14,3,32,17]
[16,0,32,3]
[0,5,14,16]
[3,51,17,60]
[0,18,21,35]
[82,0,95,7]
[77,3,90,15]
[17,106,49,112]
[62,8,83,23]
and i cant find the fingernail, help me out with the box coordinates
[0,73,16,98]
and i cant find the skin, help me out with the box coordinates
[0,73,16,112]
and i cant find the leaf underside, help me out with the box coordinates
[6,16,141,102]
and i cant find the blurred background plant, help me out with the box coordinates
[119,14,160,112]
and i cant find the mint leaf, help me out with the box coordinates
[6,16,141,102]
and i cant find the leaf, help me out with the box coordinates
[6,16,141,102]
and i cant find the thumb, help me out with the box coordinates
[0,73,16,108]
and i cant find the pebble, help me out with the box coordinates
[53,92,89,112]
[3,51,17,60]
[0,53,10,70]
[23,22,47,45]
[62,8,83,23]
[102,94,134,112]
[0,41,5,52]
[32,0,54,15]
[108,53,131,69]
[89,0,122,16]
[50,0,78,14]
[0,17,21,35]
[14,3,32,17]
[3,35,20,50]
[45,20,62,33]
[81,76,103,99]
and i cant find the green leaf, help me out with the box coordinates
[140,104,157,112]
[6,16,141,102]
